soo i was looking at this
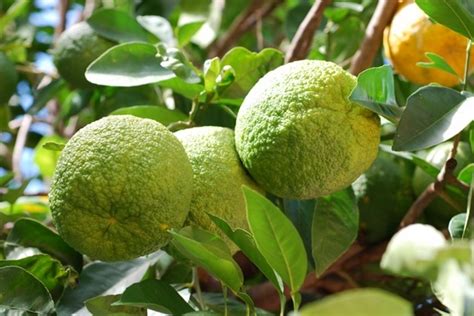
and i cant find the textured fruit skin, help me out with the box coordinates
[412,141,473,227]
[354,151,414,243]
[0,52,18,104]
[175,126,260,253]
[53,22,114,89]
[49,115,193,261]
[235,60,381,199]
[384,3,474,87]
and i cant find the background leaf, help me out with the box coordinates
[111,105,187,125]
[85,294,146,316]
[86,42,174,87]
[312,188,359,276]
[393,86,474,151]
[417,52,460,78]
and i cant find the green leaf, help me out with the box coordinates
[415,0,474,40]
[34,135,65,179]
[203,57,221,93]
[2,179,30,205]
[0,0,29,34]
[43,141,66,151]
[86,42,174,87]
[312,188,359,276]
[28,79,67,114]
[458,163,474,184]
[86,295,146,316]
[0,254,76,301]
[243,186,307,293]
[5,218,83,272]
[137,15,175,45]
[417,52,460,78]
[111,106,187,125]
[448,213,466,239]
[220,47,284,99]
[208,214,282,293]
[87,9,149,43]
[176,21,205,47]
[349,65,402,122]
[56,252,164,315]
[158,77,204,99]
[198,292,272,316]
[170,226,244,293]
[156,44,201,84]
[0,266,55,314]
[114,279,194,314]
[0,172,13,187]
[393,86,474,151]
[300,288,413,316]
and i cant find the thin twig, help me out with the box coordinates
[285,0,332,63]
[12,115,33,182]
[209,0,282,57]
[54,0,69,39]
[80,0,97,21]
[349,0,398,75]
[399,135,462,228]
[256,6,264,51]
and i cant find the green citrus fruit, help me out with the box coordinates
[235,60,381,199]
[53,22,114,89]
[49,115,193,261]
[412,141,473,227]
[354,151,415,243]
[0,52,18,104]
[175,126,261,253]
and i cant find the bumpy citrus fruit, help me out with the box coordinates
[0,52,18,104]
[384,3,474,87]
[49,115,193,261]
[53,22,114,89]
[354,151,414,243]
[412,141,473,227]
[235,60,380,199]
[175,126,260,253]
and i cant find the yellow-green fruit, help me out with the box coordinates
[412,141,473,227]
[175,126,260,253]
[0,52,18,104]
[53,22,114,89]
[235,60,381,199]
[49,115,193,261]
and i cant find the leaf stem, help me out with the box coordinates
[462,39,472,91]
[192,267,205,310]
[462,177,474,238]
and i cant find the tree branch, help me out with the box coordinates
[399,135,462,228]
[54,0,69,39]
[12,115,32,182]
[209,0,282,57]
[285,0,332,63]
[348,0,397,75]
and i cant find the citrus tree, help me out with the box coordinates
[0,0,473,315]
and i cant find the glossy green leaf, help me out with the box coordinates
[43,141,65,151]
[208,214,282,293]
[111,106,187,125]
[350,65,402,122]
[86,295,146,316]
[199,292,272,316]
[2,180,30,205]
[137,15,175,44]
[203,57,221,93]
[156,44,201,84]
[300,288,413,316]
[415,0,474,39]
[448,213,466,239]
[458,163,474,184]
[170,226,243,293]
[56,252,164,315]
[86,42,174,87]
[312,188,359,276]
[87,9,149,43]
[0,172,13,187]
[0,254,76,301]
[5,218,83,272]
[243,186,307,293]
[115,279,194,314]
[417,52,460,78]
[0,0,29,33]
[0,266,54,314]
[34,135,65,179]
[220,47,284,99]
[158,77,204,99]
[176,21,205,46]
[393,86,474,151]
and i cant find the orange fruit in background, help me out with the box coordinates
[384,3,474,87]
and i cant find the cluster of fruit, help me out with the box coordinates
[49,60,381,262]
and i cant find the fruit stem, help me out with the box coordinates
[192,267,206,310]
[462,39,472,91]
